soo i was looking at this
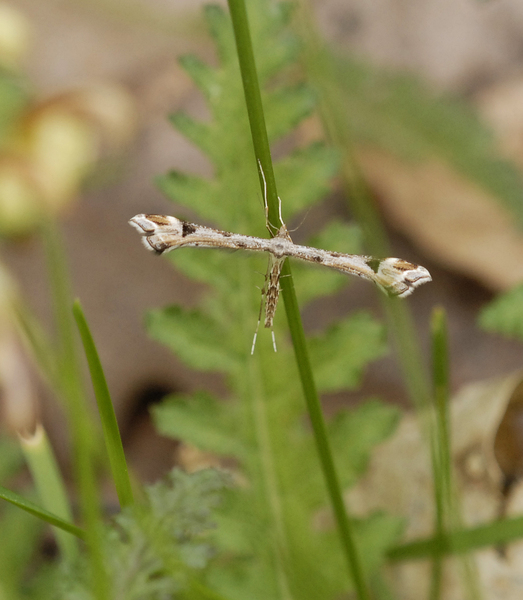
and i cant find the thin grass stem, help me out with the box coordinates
[42,220,110,599]
[19,424,79,561]
[0,484,85,539]
[73,299,134,508]
[227,1,370,598]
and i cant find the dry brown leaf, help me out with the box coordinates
[347,371,523,599]
[357,147,523,291]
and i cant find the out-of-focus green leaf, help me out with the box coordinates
[329,399,400,488]
[147,305,240,373]
[153,392,248,457]
[310,312,388,392]
[478,283,523,339]
[336,54,523,225]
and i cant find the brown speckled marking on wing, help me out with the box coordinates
[263,224,292,328]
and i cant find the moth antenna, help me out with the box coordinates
[257,158,280,236]
[287,207,312,234]
[277,196,283,226]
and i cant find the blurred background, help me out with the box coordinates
[3,0,523,483]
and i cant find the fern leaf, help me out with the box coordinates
[310,312,387,393]
[169,112,216,160]
[143,2,400,598]
[156,170,223,223]
[328,400,400,488]
[147,306,239,373]
[274,143,340,219]
[204,5,237,67]
[152,392,247,457]
[179,54,221,101]
[292,220,363,305]
[264,84,316,141]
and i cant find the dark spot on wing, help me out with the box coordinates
[311,255,323,262]
[329,251,341,258]
[182,221,197,237]
[236,241,247,249]
[221,231,232,237]
[367,258,381,273]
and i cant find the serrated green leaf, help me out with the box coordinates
[204,4,237,67]
[165,246,234,292]
[156,170,223,223]
[147,306,239,373]
[251,2,298,81]
[312,512,404,593]
[179,54,222,101]
[293,266,347,307]
[275,143,340,219]
[329,399,400,488]
[265,84,316,142]
[478,283,523,339]
[152,392,247,457]
[309,220,363,255]
[139,4,399,599]
[292,220,363,305]
[61,469,231,600]
[356,511,405,573]
[169,112,216,159]
[310,312,388,393]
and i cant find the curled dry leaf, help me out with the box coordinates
[347,371,523,599]
[357,147,523,291]
[355,77,523,292]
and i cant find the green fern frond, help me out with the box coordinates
[145,2,402,598]
[309,312,387,393]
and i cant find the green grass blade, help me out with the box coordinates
[73,299,134,508]
[42,220,110,599]
[388,514,523,561]
[19,424,79,561]
[227,1,370,598]
[0,484,85,539]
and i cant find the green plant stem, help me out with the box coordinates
[19,424,79,561]
[227,1,370,598]
[226,0,280,229]
[42,219,110,599]
[73,299,134,508]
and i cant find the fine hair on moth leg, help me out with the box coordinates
[129,208,432,353]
